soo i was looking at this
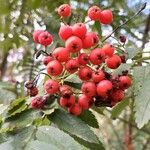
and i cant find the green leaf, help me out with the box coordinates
[111,98,130,119]
[64,81,82,90]
[79,110,99,128]
[49,109,99,144]
[126,47,140,59]
[133,66,150,128]
[93,21,102,36]
[36,126,87,150]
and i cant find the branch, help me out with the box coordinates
[102,2,147,42]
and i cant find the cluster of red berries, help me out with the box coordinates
[26,4,132,116]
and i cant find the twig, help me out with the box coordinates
[102,2,147,42]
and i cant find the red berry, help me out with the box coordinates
[78,94,91,110]
[47,60,63,76]
[119,35,126,43]
[119,76,132,89]
[25,81,34,89]
[97,80,112,97]
[99,10,113,25]
[82,33,94,49]
[89,48,105,65]
[88,6,101,21]
[92,70,105,83]
[38,31,53,46]
[68,104,82,116]
[65,59,79,73]
[43,56,53,66]
[78,67,92,81]
[110,89,125,103]
[28,87,38,97]
[72,23,87,39]
[60,95,75,107]
[52,47,70,62]
[78,53,89,66]
[81,82,96,97]
[31,96,45,109]
[33,30,44,43]
[87,32,99,46]
[106,54,121,69]
[59,85,73,98]
[58,4,71,17]
[59,25,73,40]
[65,36,82,53]
[102,43,115,57]
[44,79,59,94]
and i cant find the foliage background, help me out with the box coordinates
[0,0,149,150]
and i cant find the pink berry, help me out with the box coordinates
[87,32,99,46]
[58,4,71,17]
[82,33,94,49]
[92,70,105,83]
[33,30,44,43]
[60,95,75,107]
[65,59,79,73]
[43,56,53,66]
[102,43,115,57]
[78,67,92,81]
[68,104,82,116]
[119,76,132,90]
[88,6,101,21]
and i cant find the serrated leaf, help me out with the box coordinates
[133,66,150,128]
[36,126,87,150]
[79,110,99,128]
[49,109,99,144]
[111,98,130,119]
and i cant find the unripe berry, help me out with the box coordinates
[52,47,70,62]
[99,10,113,25]
[78,94,91,110]
[59,95,75,107]
[65,59,79,73]
[88,6,101,21]
[81,81,96,97]
[28,87,38,97]
[78,67,92,81]
[33,30,44,43]
[59,25,73,40]
[68,104,82,116]
[65,36,82,53]
[119,75,132,89]
[58,4,71,17]
[43,56,53,66]
[47,60,63,76]
[92,70,105,83]
[72,23,87,39]
[31,96,45,109]
[102,43,115,57]
[97,80,112,97]
[78,53,89,66]
[90,48,105,65]
[106,54,121,69]
[44,79,59,94]
[38,31,53,46]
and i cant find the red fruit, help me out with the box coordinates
[110,89,125,103]
[52,47,70,62]
[44,79,59,94]
[60,95,75,107]
[89,48,105,65]
[81,82,96,97]
[25,81,34,89]
[65,59,79,73]
[31,96,45,109]
[78,67,92,81]
[88,6,101,21]
[68,104,82,116]
[59,25,73,40]
[47,60,63,76]
[99,10,113,25]
[65,36,82,53]
[72,23,87,39]
[119,35,126,43]
[82,33,94,49]
[78,95,91,110]
[119,76,132,89]
[106,54,121,69]
[78,53,89,66]
[87,32,99,46]
[28,87,38,97]
[58,4,71,17]
[97,80,112,97]
[102,43,115,57]
[59,85,73,98]
[33,30,44,43]
[92,70,105,83]
[43,56,53,66]
[38,31,53,46]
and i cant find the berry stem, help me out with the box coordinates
[102,2,147,42]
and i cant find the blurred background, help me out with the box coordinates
[0,0,149,149]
